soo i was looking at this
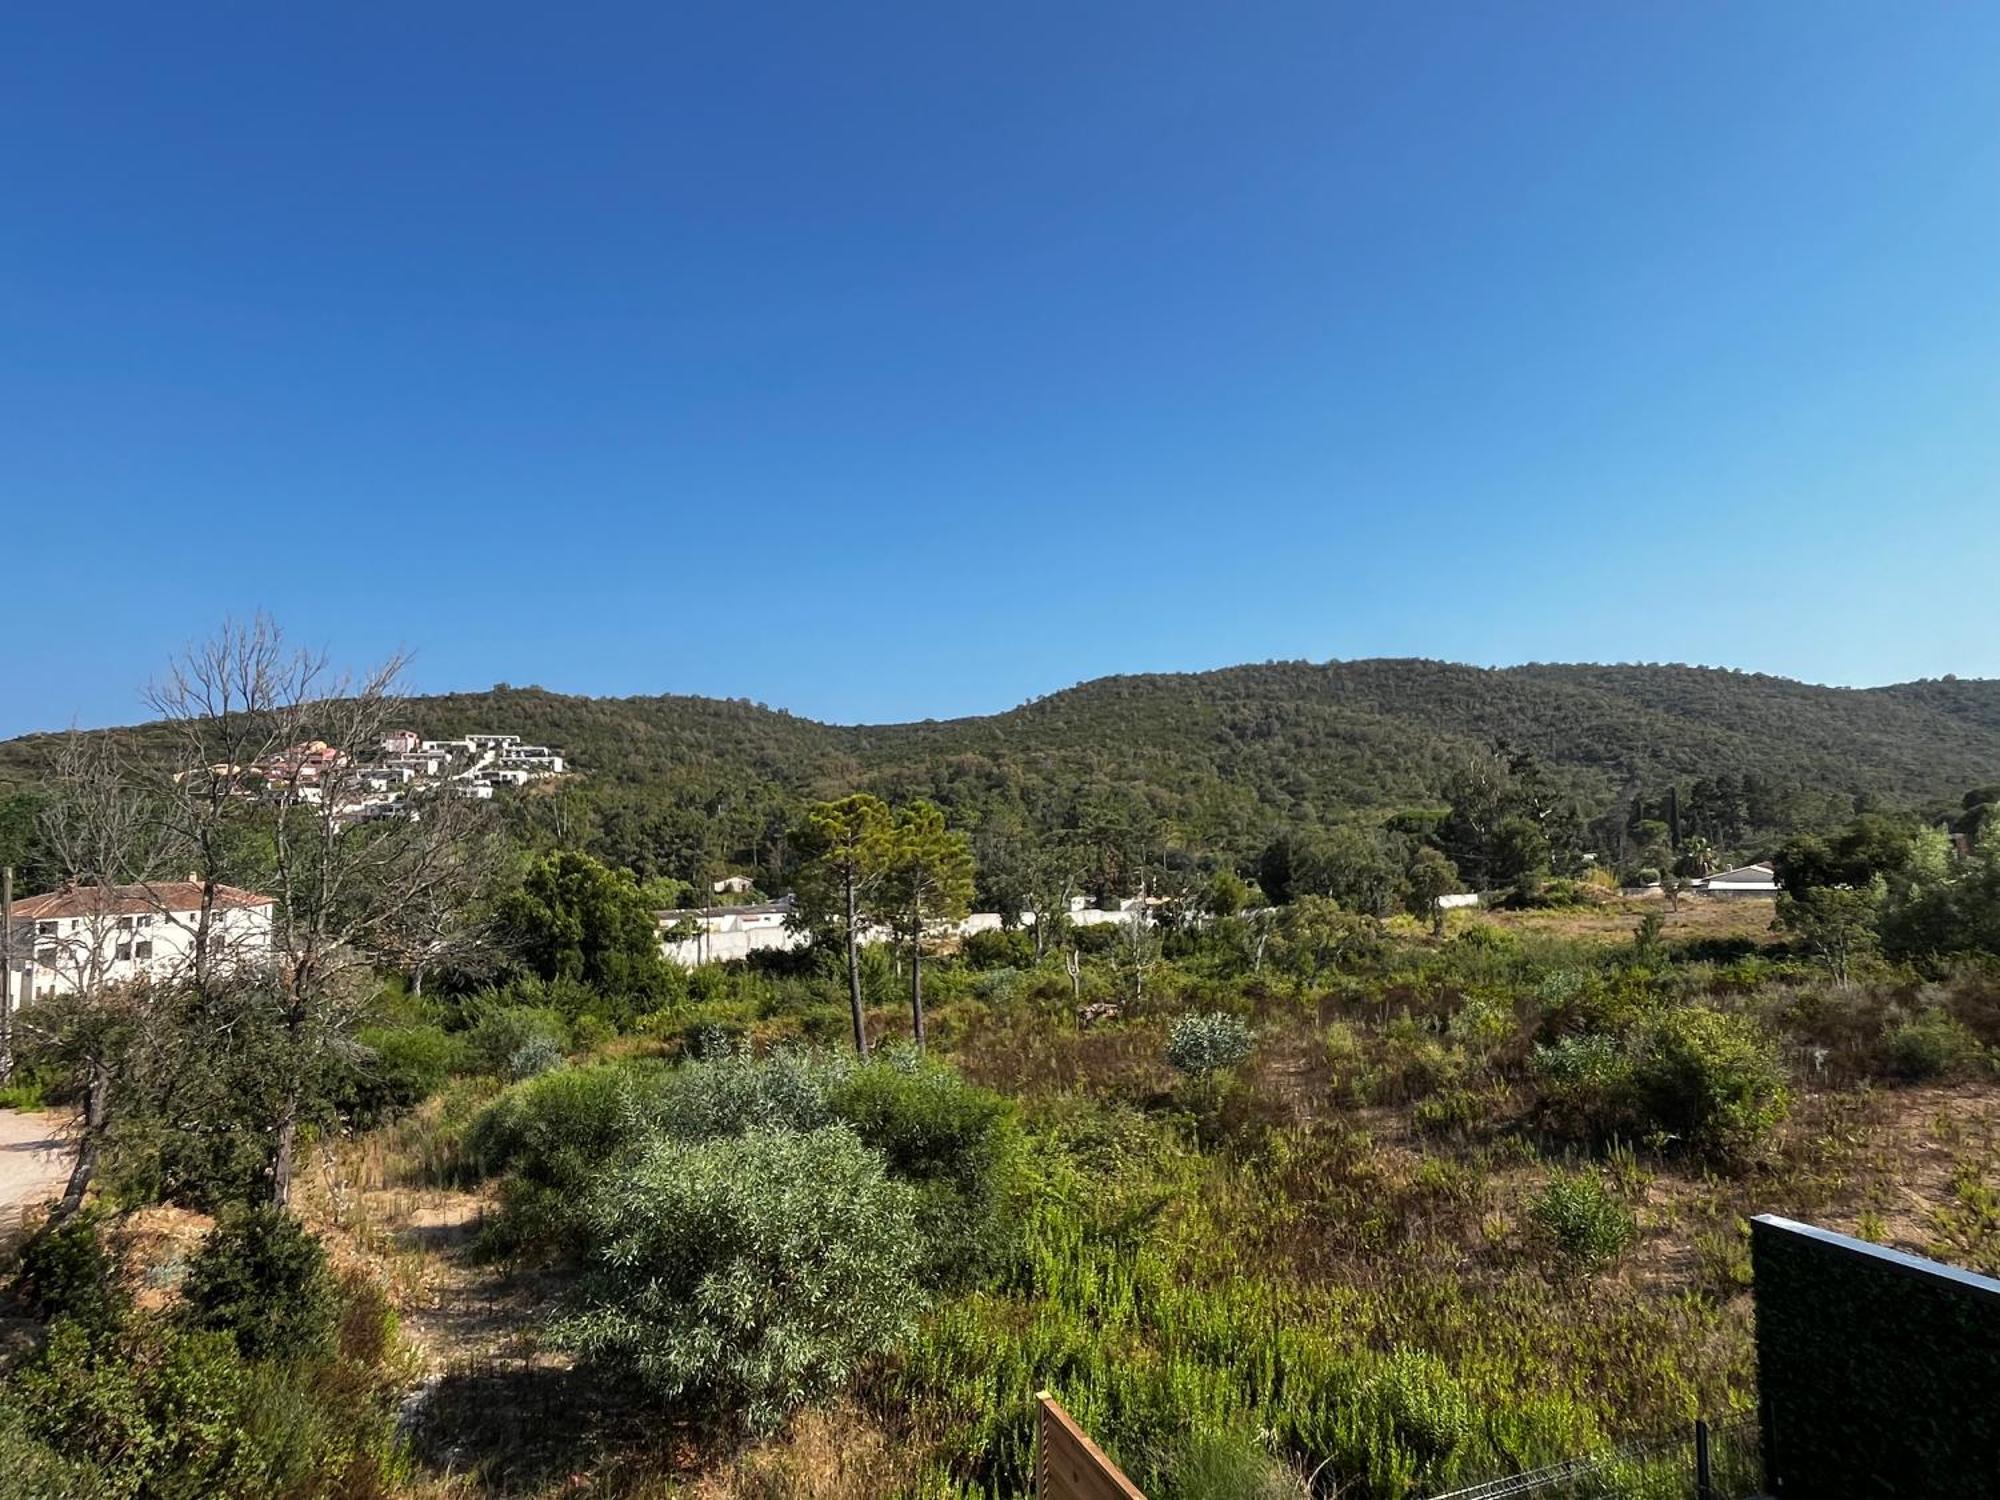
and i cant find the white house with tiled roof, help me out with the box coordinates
[6,882,274,1001]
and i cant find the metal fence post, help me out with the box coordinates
[1694,1417,1714,1500]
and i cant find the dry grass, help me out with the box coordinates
[1436,896,1782,946]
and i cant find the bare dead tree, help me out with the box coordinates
[377,818,513,997]
[19,619,498,1217]
[142,617,489,1205]
[32,731,171,1222]
[142,616,327,993]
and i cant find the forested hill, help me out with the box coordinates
[5,659,1998,876]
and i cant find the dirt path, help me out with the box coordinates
[0,1110,74,1239]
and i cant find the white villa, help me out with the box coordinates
[657,898,808,967]
[655,893,1157,969]
[1694,862,1781,899]
[6,882,276,1002]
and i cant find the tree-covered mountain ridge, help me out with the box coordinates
[7,659,1997,870]
[413,658,1998,787]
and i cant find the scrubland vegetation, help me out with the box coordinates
[17,885,2000,1498]
[6,631,2000,1498]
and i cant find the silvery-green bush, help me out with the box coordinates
[551,1124,921,1430]
[1166,1012,1254,1076]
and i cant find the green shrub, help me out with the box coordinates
[337,1023,464,1125]
[462,1005,569,1077]
[653,1048,840,1140]
[0,1060,63,1113]
[678,1019,746,1059]
[962,928,1038,970]
[1527,1168,1636,1274]
[1364,1350,1475,1489]
[552,1125,921,1431]
[0,1405,105,1498]
[1374,1017,1466,1104]
[1633,1006,1789,1159]
[1531,1033,1634,1141]
[467,1060,665,1245]
[1171,1430,1304,1499]
[1534,1007,1788,1160]
[8,1316,404,1499]
[569,1013,617,1053]
[827,1057,1023,1283]
[7,1318,158,1496]
[507,1034,566,1079]
[1887,1010,1986,1081]
[1412,1086,1486,1138]
[180,1206,339,1363]
[14,1216,127,1342]
[1165,1012,1254,1076]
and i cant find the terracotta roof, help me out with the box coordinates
[12,882,274,919]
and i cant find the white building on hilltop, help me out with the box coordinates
[6,882,276,1002]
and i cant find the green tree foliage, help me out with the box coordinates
[1404,847,1460,935]
[1263,824,1407,915]
[875,802,975,1048]
[1777,883,1883,984]
[499,850,672,1005]
[180,1206,340,1363]
[18,663,2000,918]
[1205,868,1251,919]
[551,1125,922,1431]
[1880,829,2000,963]
[1275,896,1387,985]
[1774,814,1917,894]
[791,794,893,1056]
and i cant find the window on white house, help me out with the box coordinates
[134,941,153,961]
[115,942,132,961]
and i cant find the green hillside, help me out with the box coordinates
[5,659,1997,883]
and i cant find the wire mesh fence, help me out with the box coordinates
[1429,1415,1761,1500]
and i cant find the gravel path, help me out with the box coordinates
[0,1110,74,1238]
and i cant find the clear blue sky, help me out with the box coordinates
[6,3,1998,736]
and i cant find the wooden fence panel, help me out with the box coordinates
[1036,1392,1147,1500]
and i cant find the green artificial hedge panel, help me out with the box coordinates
[1752,1215,2000,1498]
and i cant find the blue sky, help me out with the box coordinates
[5,3,1998,735]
